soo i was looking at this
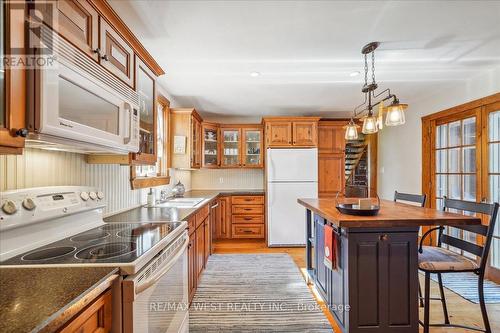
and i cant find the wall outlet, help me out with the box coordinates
[219,177,224,183]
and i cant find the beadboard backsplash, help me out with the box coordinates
[191,168,264,190]
[0,148,190,216]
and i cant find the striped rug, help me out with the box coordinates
[189,254,333,332]
[428,272,500,304]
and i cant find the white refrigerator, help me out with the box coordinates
[267,148,318,246]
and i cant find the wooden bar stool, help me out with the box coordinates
[418,197,499,333]
[394,191,427,307]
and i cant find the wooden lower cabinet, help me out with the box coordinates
[231,224,265,238]
[204,218,210,265]
[60,289,112,333]
[195,223,205,280]
[214,197,231,239]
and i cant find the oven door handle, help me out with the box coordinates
[135,236,189,295]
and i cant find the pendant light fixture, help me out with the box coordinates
[345,42,408,140]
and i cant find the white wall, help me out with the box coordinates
[378,67,500,200]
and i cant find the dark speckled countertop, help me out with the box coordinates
[0,267,118,333]
[104,189,265,223]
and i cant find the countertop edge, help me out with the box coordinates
[31,268,119,333]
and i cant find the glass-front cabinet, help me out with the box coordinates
[132,59,156,164]
[242,128,263,167]
[202,124,219,167]
[221,128,241,167]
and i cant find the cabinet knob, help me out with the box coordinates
[379,234,389,241]
[92,48,101,55]
[14,128,29,137]
[101,54,109,61]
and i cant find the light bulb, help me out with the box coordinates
[344,120,359,140]
[385,103,407,126]
[362,115,378,134]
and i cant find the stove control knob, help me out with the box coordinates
[89,192,97,200]
[80,192,89,201]
[22,198,36,211]
[2,201,18,215]
[97,191,104,200]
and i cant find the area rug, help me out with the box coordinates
[189,253,333,332]
[428,272,500,304]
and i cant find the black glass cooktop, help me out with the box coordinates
[0,222,183,265]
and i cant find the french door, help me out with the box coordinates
[422,94,500,281]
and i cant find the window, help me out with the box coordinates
[422,94,500,282]
[130,95,171,189]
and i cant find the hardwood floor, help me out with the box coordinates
[212,239,500,333]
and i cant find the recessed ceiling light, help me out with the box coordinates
[250,71,261,77]
[349,71,360,77]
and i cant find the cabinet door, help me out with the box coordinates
[314,215,328,298]
[45,0,99,61]
[242,128,263,168]
[0,1,26,154]
[265,122,292,147]
[60,289,112,333]
[318,155,345,198]
[196,225,205,279]
[318,122,346,154]
[131,59,156,164]
[293,121,318,146]
[221,128,241,167]
[204,218,210,266]
[191,116,202,168]
[188,237,197,303]
[202,124,219,167]
[99,18,134,87]
[215,197,231,239]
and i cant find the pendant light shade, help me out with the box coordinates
[385,100,407,126]
[344,119,360,140]
[362,114,378,134]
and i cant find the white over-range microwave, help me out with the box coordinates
[27,27,140,154]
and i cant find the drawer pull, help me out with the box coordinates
[244,208,252,211]
[380,234,389,241]
[243,230,253,233]
[244,217,252,220]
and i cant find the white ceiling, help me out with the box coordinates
[109,0,500,118]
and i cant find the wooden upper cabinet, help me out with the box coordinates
[318,121,346,154]
[0,1,26,155]
[221,127,242,168]
[263,117,320,148]
[99,18,134,87]
[171,108,202,169]
[46,0,100,61]
[130,58,156,164]
[293,121,318,146]
[202,123,220,168]
[265,121,292,147]
[242,127,263,168]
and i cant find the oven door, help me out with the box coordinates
[123,231,189,333]
[38,60,139,152]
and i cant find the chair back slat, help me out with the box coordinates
[394,191,426,207]
[443,197,494,215]
[441,197,500,270]
[440,234,484,257]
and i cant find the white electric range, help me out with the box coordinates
[0,186,189,333]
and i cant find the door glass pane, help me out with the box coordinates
[462,146,476,173]
[59,76,119,134]
[489,110,500,142]
[436,124,447,148]
[244,130,261,166]
[462,117,476,145]
[448,148,460,173]
[436,150,447,173]
[463,175,476,201]
[448,175,461,199]
[204,127,218,166]
[223,130,239,166]
[488,111,500,269]
[448,121,461,147]
[490,143,500,174]
[436,174,447,198]
[0,2,4,127]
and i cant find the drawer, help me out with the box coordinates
[232,215,264,224]
[231,224,265,238]
[195,204,209,227]
[231,195,264,205]
[188,216,196,236]
[232,205,264,215]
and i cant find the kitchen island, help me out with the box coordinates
[298,198,481,333]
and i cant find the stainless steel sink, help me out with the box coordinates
[154,197,205,208]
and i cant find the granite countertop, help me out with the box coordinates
[104,189,265,223]
[0,267,118,333]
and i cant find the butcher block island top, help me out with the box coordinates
[298,198,481,228]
